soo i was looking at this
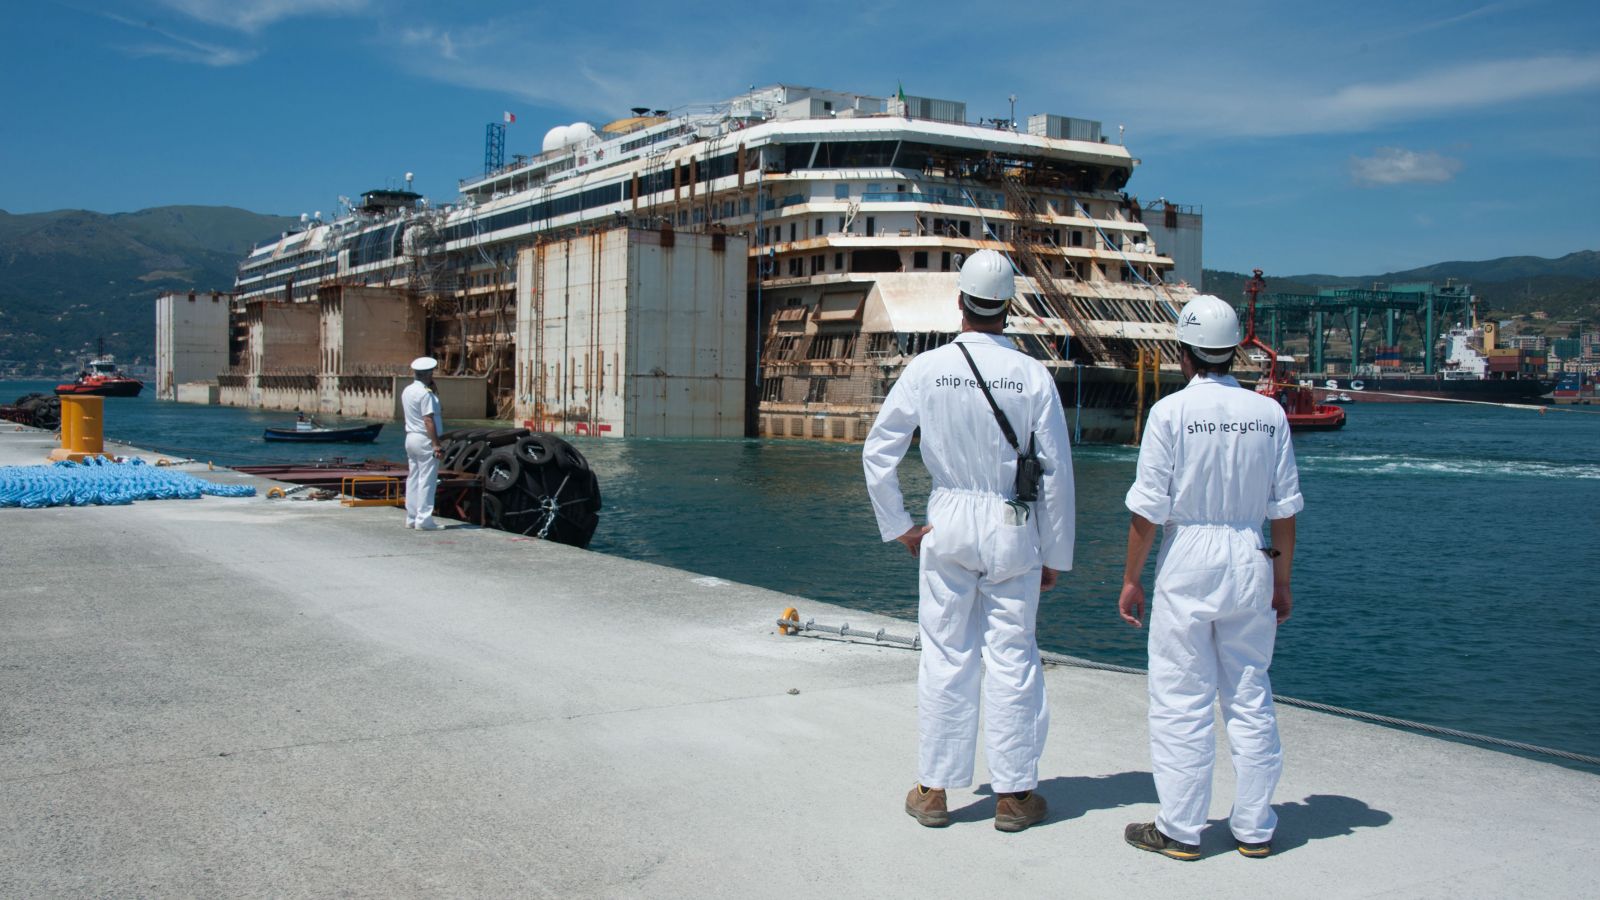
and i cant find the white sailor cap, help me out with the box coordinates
[411,356,438,371]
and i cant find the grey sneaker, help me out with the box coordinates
[905,784,950,828]
[1124,822,1201,860]
[994,791,1047,832]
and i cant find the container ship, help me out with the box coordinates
[226,84,1199,443]
[1317,318,1548,404]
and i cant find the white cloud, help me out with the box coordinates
[104,12,257,66]
[125,40,258,67]
[1366,0,1529,45]
[1350,147,1464,186]
[1107,53,1600,138]
[159,0,368,33]
[398,26,461,62]
[383,17,769,117]
[1325,55,1600,126]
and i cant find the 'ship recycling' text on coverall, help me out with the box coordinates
[863,332,1075,793]
[1125,374,1303,845]
[401,380,444,528]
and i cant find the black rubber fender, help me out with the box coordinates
[515,435,556,466]
[440,441,468,471]
[479,492,504,528]
[480,447,522,493]
[484,427,531,448]
[545,436,590,473]
[454,440,488,473]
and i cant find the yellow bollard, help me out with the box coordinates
[50,395,105,462]
[58,398,76,449]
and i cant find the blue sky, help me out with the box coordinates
[2,0,1597,275]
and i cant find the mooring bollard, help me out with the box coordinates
[49,395,105,462]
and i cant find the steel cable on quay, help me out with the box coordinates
[775,614,1600,768]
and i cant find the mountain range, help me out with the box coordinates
[0,206,297,373]
[0,205,1594,375]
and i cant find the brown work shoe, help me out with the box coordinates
[1125,821,1201,860]
[905,784,950,828]
[994,790,1047,832]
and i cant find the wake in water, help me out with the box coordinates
[1299,453,1600,480]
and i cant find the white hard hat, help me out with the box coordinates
[958,249,1016,314]
[1175,295,1241,363]
[411,356,438,371]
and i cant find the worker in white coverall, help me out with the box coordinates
[863,249,1075,833]
[1117,295,1302,861]
[401,356,446,530]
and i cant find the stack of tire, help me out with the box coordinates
[435,427,602,548]
[9,393,62,431]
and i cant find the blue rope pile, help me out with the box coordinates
[0,457,256,508]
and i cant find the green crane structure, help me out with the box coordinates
[1241,280,1475,375]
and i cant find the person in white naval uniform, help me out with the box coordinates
[1117,294,1302,860]
[863,249,1075,833]
[401,356,446,530]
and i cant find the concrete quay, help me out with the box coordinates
[2,426,1595,898]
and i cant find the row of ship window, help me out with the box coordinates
[244,139,1124,275]
[766,244,1158,289]
[753,215,1126,250]
[241,261,337,296]
[438,141,1119,248]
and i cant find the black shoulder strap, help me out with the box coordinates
[956,341,1020,452]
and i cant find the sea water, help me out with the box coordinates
[7,382,1597,761]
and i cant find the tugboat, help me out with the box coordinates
[55,344,144,398]
[1240,269,1346,432]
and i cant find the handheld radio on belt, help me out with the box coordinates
[956,343,1042,502]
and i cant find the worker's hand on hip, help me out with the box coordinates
[1272,583,1293,624]
[1118,582,1145,628]
[895,524,931,557]
[1040,566,1058,592]
[432,446,443,458]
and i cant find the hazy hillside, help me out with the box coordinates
[1205,250,1600,322]
[0,206,296,374]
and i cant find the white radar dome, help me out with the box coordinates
[542,122,599,153]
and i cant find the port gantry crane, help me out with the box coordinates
[1244,279,1473,375]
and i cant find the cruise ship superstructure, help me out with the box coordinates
[230,84,1200,441]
